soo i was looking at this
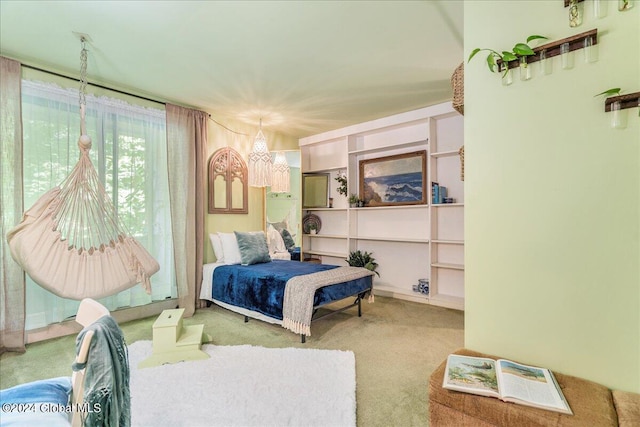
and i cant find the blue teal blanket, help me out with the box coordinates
[211,260,372,320]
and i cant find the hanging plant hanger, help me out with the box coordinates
[604,92,640,112]
[497,28,597,70]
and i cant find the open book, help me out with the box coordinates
[443,354,572,415]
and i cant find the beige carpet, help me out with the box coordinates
[0,296,464,426]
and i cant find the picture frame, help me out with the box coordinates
[359,151,427,207]
[302,173,329,208]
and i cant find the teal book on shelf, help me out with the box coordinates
[439,186,447,204]
[432,182,439,204]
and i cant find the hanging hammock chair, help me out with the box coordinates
[6,39,159,300]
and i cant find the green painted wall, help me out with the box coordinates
[464,1,639,392]
[204,120,298,262]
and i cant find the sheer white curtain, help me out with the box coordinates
[20,79,176,329]
[1,57,25,353]
[166,104,207,316]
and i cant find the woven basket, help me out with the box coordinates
[459,146,464,181]
[451,62,464,115]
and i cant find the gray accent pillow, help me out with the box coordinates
[280,229,296,251]
[234,231,271,265]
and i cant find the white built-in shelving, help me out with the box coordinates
[299,102,464,310]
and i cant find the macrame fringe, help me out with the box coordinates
[282,317,311,337]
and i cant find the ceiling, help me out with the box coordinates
[0,1,463,139]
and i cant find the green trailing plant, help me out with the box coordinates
[594,88,622,97]
[348,193,359,205]
[335,172,348,196]
[468,35,548,74]
[346,250,380,277]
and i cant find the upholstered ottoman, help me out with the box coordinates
[429,349,623,427]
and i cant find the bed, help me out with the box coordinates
[200,259,373,342]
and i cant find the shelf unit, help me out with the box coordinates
[299,102,464,310]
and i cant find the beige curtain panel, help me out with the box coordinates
[1,56,26,354]
[166,104,207,316]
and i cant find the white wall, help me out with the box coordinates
[464,0,639,392]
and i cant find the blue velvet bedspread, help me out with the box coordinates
[211,260,372,320]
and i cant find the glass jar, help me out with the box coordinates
[583,36,598,63]
[500,62,513,86]
[594,0,608,18]
[618,0,633,11]
[519,56,531,81]
[611,101,627,129]
[569,0,583,27]
[539,49,552,75]
[561,43,574,70]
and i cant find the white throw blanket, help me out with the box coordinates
[282,266,374,336]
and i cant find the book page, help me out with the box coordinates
[497,360,571,414]
[443,355,500,398]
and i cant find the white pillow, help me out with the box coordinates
[267,224,287,254]
[217,232,242,265]
[209,233,225,263]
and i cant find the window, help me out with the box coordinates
[20,79,175,329]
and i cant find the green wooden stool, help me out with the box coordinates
[138,308,211,368]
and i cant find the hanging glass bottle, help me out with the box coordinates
[593,0,608,18]
[500,62,513,86]
[583,36,598,63]
[539,49,552,75]
[618,0,633,11]
[561,43,574,70]
[519,56,531,81]
[569,0,583,27]
[611,101,628,129]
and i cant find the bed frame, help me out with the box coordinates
[243,288,372,343]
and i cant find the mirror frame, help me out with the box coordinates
[302,173,329,208]
[208,147,248,214]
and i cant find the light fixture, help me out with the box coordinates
[248,118,272,187]
[271,151,290,193]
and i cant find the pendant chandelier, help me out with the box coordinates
[271,151,290,193]
[248,118,272,187]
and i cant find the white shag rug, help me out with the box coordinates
[127,340,356,427]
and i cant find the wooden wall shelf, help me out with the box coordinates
[498,29,598,70]
[604,92,640,112]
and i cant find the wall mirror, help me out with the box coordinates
[302,173,329,208]
[266,150,301,247]
[208,147,248,214]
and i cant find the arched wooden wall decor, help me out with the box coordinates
[208,147,248,214]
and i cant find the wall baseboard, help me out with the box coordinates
[26,299,179,344]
